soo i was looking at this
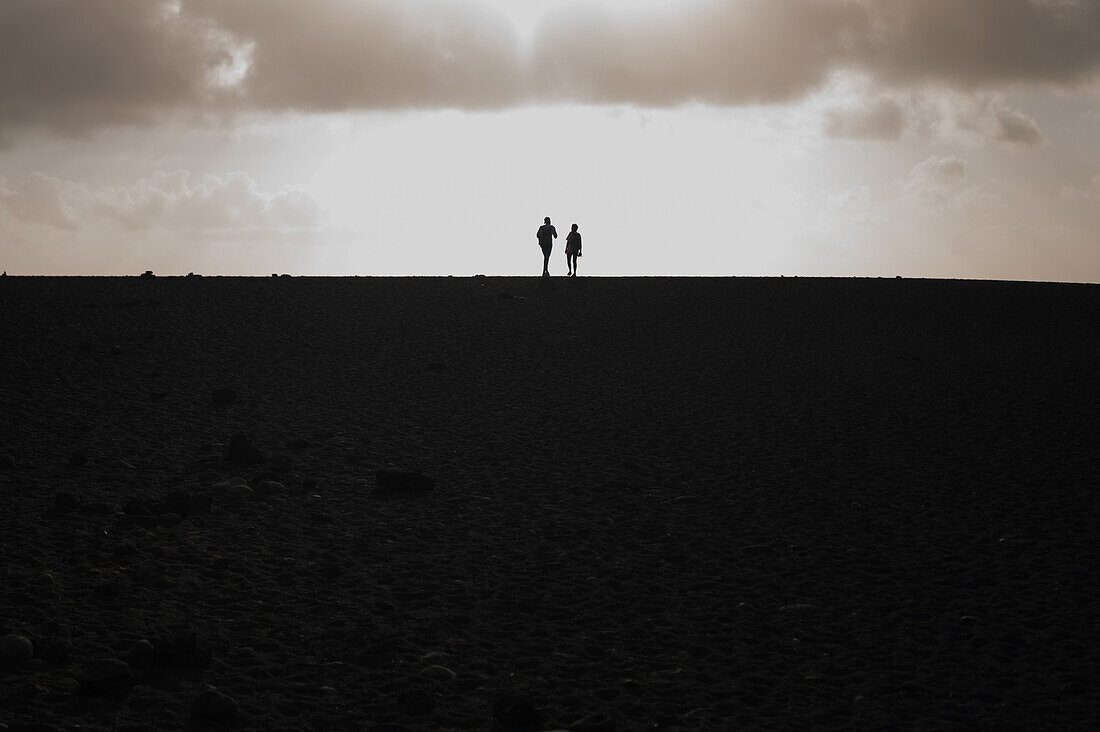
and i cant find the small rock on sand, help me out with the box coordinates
[154,632,212,669]
[158,512,183,528]
[255,480,286,497]
[211,387,237,407]
[54,491,81,511]
[78,658,133,697]
[0,634,34,664]
[227,434,263,463]
[192,688,238,721]
[420,665,457,681]
[128,639,156,670]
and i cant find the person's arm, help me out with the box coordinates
[552,226,557,239]
[578,234,582,252]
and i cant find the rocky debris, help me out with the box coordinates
[0,453,14,470]
[255,480,286,497]
[154,631,212,669]
[420,665,457,681]
[78,658,133,697]
[116,514,159,531]
[158,512,183,528]
[139,270,155,278]
[124,498,152,516]
[0,634,34,665]
[66,451,87,468]
[570,712,617,731]
[227,434,263,463]
[213,477,254,501]
[150,390,168,401]
[211,387,237,407]
[192,688,238,721]
[36,637,72,664]
[492,697,542,730]
[427,360,449,372]
[127,639,156,671]
[375,469,435,495]
[53,491,82,511]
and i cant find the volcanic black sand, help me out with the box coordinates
[0,276,1097,730]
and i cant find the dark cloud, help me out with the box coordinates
[855,0,1100,88]
[0,0,235,136]
[1,0,1098,138]
[995,109,1045,146]
[184,0,524,111]
[530,0,865,105]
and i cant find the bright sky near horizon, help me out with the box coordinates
[1,0,1099,280]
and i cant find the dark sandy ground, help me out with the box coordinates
[0,275,1097,730]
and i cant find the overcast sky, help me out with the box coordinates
[1,0,1099,279]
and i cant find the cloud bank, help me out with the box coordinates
[0,170,324,233]
[2,0,1099,138]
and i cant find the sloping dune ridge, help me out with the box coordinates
[0,275,1097,729]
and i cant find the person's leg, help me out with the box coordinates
[566,252,573,275]
[542,249,550,274]
[571,253,579,276]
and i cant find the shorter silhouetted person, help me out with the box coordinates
[536,217,557,276]
[565,223,582,277]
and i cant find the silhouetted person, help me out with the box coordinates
[536,217,557,276]
[565,223,582,277]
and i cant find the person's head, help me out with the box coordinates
[571,223,578,232]
[544,217,551,225]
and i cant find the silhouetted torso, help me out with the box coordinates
[537,224,557,251]
[566,230,581,254]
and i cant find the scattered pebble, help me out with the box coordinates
[192,688,238,721]
[128,639,156,670]
[154,631,212,669]
[227,434,263,463]
[255,480,286,497]
[420,665,457,681]
[0,634,34,665]
[36,637,72,663]
[53,491,81,511]
[78,658,133,697]
[158,512,183,528]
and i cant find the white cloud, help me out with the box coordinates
[1060,174,1100,200]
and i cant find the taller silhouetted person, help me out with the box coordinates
[536,217,557,277]
[565,223,582,277]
